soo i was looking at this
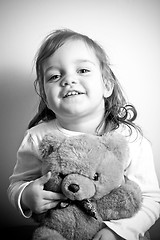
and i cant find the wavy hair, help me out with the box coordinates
[28,29,141,135]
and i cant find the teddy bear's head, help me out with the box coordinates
[39,132,129,204]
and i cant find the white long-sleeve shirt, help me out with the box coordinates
[8,120,160,240]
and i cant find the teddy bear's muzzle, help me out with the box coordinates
[61,173,96,201]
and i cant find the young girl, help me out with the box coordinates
[8,29,160,240]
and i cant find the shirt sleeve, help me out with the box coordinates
[103,136,160,240]
[7,130,42,216]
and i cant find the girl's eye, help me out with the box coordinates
[78,69,90,74]
[49,75,61,81]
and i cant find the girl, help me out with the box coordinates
[8,29,160,240]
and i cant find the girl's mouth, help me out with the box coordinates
[63,90,84,98]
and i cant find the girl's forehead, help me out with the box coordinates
[44,39,99,67]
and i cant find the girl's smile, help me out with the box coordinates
[62,90,85,98]
[60,86,86,100]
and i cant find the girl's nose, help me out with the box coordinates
[61,74,78,86]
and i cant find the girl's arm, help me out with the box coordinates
[7,130,42,217]
[8,129,66,218]
[103,136,160,240]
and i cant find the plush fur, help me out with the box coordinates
[32,132,142,240]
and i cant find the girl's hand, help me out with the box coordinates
[93,228,124,240]
[21,171,67,213]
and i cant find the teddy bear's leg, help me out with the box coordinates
[32,226,67,240]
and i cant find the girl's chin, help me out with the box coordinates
[57,107,89,118]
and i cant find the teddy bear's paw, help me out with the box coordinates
[32,226,67,240]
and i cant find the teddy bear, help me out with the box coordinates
[32,131,142,240]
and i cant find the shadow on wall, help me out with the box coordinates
[0,69,37,227]
[0,69,160,239]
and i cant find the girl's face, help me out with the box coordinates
[43,40,113,123]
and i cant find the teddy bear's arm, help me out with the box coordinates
[96,178,142,221]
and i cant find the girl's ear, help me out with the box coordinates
[103,78,114,98]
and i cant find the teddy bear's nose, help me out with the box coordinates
[68,184,80,193]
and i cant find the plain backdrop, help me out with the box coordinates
[0,0,160,238]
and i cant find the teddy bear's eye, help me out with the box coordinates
[58,173,66,179]
[93,173,99,181]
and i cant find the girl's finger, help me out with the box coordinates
[43,191,67,200]
[37,171,51,186]
[43,200,60,211]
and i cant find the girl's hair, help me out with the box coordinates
[28,28,141,135]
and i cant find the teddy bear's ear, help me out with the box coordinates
[101,132,129,164]
[39,133,65,158]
